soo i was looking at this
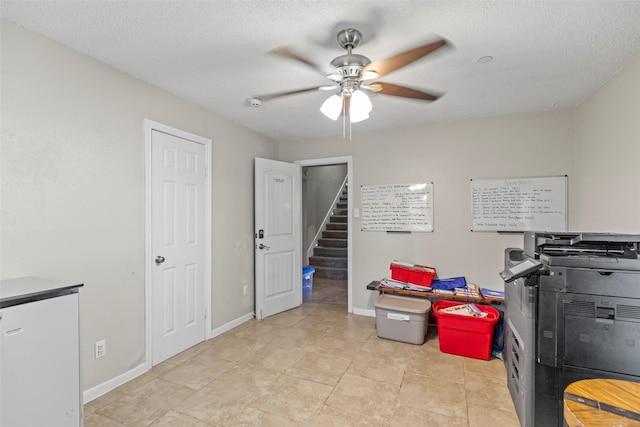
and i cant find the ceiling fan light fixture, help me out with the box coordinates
[349,89,372,122]
[320,94,343,120]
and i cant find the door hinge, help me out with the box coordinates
[204,308,208,320]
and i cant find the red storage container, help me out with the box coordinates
[432,300,499,360]
[390,263,436,287]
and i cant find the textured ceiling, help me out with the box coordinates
[2,1,640,141]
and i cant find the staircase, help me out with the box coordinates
[308,186,348,280]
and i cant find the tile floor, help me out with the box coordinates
[84,278,520,427]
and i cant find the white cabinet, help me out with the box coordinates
[0,277,83,427]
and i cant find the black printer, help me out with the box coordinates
[503,232,640,427]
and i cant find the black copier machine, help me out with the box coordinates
[502,232,640,427]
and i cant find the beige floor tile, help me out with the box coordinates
[347,349,408,386]
[96,378,195,427]
[148,410,213,426]
[276,323,331,341]
[251,373,334,422]
[294,310,349,327]
[164,340,215,365]
[201,335,266,363]
[115,362,179,395]
[285,350,352,386]
[467,403,520,427]
[464,372,515,413]
[176,365,278,426]
[160,356,234,390]
[230,407,303,427]
[397,372,467,419]
[85,279,520,427]
[361,335,416,359]
[309,405,389,426]
[463,356,507,380]
[325,373,400,422]
[326,319,375,341]
[391,405,469,427]
[231,319,281,344]
[407,344,466,384]
[314,334,365,358]
[84,389,126,416]
[84,413,126,427]
[238,336,307,371]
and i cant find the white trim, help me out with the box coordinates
[143,119,213,368]
[209,312,255,338]
[352,307,375,318]
[294,156,354,314]
[82,363,147,404]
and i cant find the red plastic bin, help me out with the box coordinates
[390,263,436,287]
[432,300,499,360]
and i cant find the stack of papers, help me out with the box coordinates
[439,303,488,318]
[481,288,505,301]
[380,278,431,292]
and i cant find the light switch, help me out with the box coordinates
[354,208,360,218]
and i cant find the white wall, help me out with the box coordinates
[0,20,278,390]
[574,53,640,233]
[279,111,576,311]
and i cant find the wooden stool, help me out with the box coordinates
[564,379,640,426]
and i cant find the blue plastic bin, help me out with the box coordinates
[303,267,315,298]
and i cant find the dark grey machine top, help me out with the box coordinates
[0,276,83,309]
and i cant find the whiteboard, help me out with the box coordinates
[361,183,433,232]
[471,176,567,232]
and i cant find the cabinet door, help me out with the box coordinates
[1,294,81,427]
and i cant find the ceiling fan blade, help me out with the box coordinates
[361,39,446,80]
[368,82,439,101]
[270,47,325,75]
[253,86,328,103]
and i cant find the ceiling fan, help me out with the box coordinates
[249,28,447,127]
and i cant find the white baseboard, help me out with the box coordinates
[352,307,375,317]
[83,312,255,404]
[209,311,255,338]
[83,362,147,404]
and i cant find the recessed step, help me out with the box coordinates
[322,230,347,239]
[326,222,347,231]
[330,215,347,223]
[318,238,347,248]
[312,266,348,280]
[314,246,347,258]
[334,208,348,216]
[309,256,347,268]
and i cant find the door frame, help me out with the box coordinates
[295,156,353,313]
[143,119,212,369]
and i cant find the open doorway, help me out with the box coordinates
[296,156,353,312]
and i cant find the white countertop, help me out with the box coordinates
[0,276,83,308]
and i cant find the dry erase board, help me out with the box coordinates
[471,176,567,232]
[361,183,433,232]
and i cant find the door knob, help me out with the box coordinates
[155,256,165,265]
[258,244,270,250]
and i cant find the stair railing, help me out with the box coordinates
[306,176,348,261]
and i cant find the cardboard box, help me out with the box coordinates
[375,294,431,345]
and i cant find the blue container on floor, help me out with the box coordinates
[303,267,315,298]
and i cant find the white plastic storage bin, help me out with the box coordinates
[374,294,431,345]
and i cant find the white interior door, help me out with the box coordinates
[255,158,302,320]
[151,129,207,365]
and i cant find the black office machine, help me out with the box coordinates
[502,232,640,427]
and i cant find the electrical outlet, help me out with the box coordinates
[95,340,106,359]
[243,284,249,296]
